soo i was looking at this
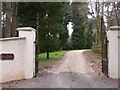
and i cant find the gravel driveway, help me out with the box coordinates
[2,50,118,88]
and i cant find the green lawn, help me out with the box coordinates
[38,50,68,61]
[37,51,68,69]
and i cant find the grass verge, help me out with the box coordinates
[37,51,68,70]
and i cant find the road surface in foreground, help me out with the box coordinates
[3,50,118,88]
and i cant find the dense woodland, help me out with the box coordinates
[1,1,120,59]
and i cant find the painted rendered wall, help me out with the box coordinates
[107,26,120,79]
[118,31,120,78]
[0,38,25,82]
[0,41,2,82]
[17,27,36,79]
[0,27,36,83]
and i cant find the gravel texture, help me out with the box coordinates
[1,50,118,88]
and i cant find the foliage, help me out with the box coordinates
[59,3,70,50]
[38,3,68,57]
[64,38,73,50]
[2,2,17,38]
[17,2,69,59]
[86,19,96,48]
[71,2,89,49]
[17,2,43,28]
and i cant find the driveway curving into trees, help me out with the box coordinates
[2,50,118,88]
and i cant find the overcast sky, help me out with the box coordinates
[67,22,73,36]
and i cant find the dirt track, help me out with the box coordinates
[49,50,98,76]
[2,50,118,88]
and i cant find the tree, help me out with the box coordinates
[11,2,18,37]
[89,0,105,53]
[86,19,95,48]
[38,3,66,59]
[17,2,41,28]
[89,0,120,53]
[108,2,120,26]
[88,0,119,75]
[2,2,11,38]
[71,2,89,49]
[59,3,70,50]
[0,2,2,38]
[2,2,18,38]
[17,2,68,59]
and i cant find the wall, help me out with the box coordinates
[107,26,120,79]
[0,27,36,83]
[0,37,25,82]
[17,27,36,79]
[117,30,120,79]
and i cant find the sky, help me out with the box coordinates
[67,0,73,36]
[67,22,73,36]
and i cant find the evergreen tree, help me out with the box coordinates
[59,3,70,50]
[86,19,95,48]
[71,2,89,49]
[17,2,68,59]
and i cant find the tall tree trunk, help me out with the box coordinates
[46,32,50,59]
[107,4,110,28]
[46,11,49,59]
[0,2,2,38]
[4,2,12,38]
[47,51,49,59]
[97,2,101,43]
[11,2,17,37]
[113,2,120,26]
[93,1,102,53]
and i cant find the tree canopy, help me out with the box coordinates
[17,2,69,59]
[71,2,90,49]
